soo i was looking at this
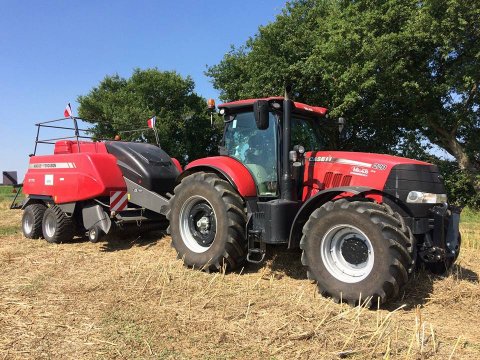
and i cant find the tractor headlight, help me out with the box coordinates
[406,191,447,204]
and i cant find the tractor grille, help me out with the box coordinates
[324,172,352,188]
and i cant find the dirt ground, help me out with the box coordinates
[0,204,479,359]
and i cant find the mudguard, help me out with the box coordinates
[180,156,257,197]
[288,186,380,249]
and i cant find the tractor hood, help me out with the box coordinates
[305,151,429,171]
[302,151,442,202]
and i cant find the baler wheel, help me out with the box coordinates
[22,203,46,239]
[88,225,103,243]
[42,206,74,244]
[168,172,247,272]
[300,199,414,307]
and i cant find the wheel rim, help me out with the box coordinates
[89,228,97,241]
[179,195,217,253]
[321,224,374,283]
[44,213,56,238]
[23,213,33,235]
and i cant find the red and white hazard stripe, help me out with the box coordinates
[110,191,128,211]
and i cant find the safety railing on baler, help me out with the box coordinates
[11,117,94,209]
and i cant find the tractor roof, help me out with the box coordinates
[218,97,328,117]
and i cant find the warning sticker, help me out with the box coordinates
[45,174,54,186]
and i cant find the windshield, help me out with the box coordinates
[223,112,278,196]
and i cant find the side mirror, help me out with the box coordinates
[253,100,269,130]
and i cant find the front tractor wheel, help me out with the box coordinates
[42,206,74,244]
[22,203,47,239]
[300,199,415,307]
[168,172,247,272]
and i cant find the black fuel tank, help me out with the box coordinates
[105,141,180,195]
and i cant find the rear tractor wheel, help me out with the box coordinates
[42,206,74,244]
[300,199,415,307]
[22,203,46,239]
[168,172,247,272]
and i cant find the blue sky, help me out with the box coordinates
[0,0,286,181]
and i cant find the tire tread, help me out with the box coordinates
[300,199,414,306]
[43,206,74,244]
[22,203,46,239]
[168,172,247,271]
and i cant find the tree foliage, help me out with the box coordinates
[78,68,221,163]
[207,0,480,206]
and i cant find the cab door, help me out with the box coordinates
[223,111,278,196]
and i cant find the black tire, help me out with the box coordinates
[88,225,103,243]
[167,172,247,271]
[42,206,74,244]
[300,199,415,307]
[22,203,46,239]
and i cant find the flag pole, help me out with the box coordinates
[65,103,80,152]
[152,125,160,148]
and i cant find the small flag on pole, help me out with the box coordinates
[147,116,160,147]
[64,103,72,117]
[147,116,156,128]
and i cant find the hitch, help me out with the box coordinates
[445,205,461,257]
[420,205,462,263]
[10,184,23,210]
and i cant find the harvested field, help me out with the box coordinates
[0,202,479,359]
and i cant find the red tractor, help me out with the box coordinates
[16,96,461,306]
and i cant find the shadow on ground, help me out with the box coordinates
[387,263,478,310]
[240,244,307,280]
[100,229,168,252]
[240,245,479,310]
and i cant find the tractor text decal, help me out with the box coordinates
[29,162,77,169]
[308,156,373,168]
[350,166,369,176]
[308,156,333,162]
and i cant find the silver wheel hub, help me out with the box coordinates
[321,224,374,283]
[44,214,56,238]
[179,195,217,253]
[196,216,210,234]
[23,214,33,234]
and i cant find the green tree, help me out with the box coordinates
[207,0,480,204]
[78,68,221,163]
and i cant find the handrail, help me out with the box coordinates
[31,116,154,156]
[32,117,95,156]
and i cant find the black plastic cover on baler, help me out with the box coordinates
[105,141,180,195]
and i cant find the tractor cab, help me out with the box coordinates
[218,97,328,197]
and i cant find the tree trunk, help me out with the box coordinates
[432,126,480,193]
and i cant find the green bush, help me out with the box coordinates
[437,161,480,209]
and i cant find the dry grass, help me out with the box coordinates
[0,205,479,359]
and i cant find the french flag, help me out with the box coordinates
[147,116,156,128]
[64,103,72,117]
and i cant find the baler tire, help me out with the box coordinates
[42,206,74,244]
[300,199,414,307]
[168,172,247,272]
[88,225,103,243]
[22,203,46,239]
